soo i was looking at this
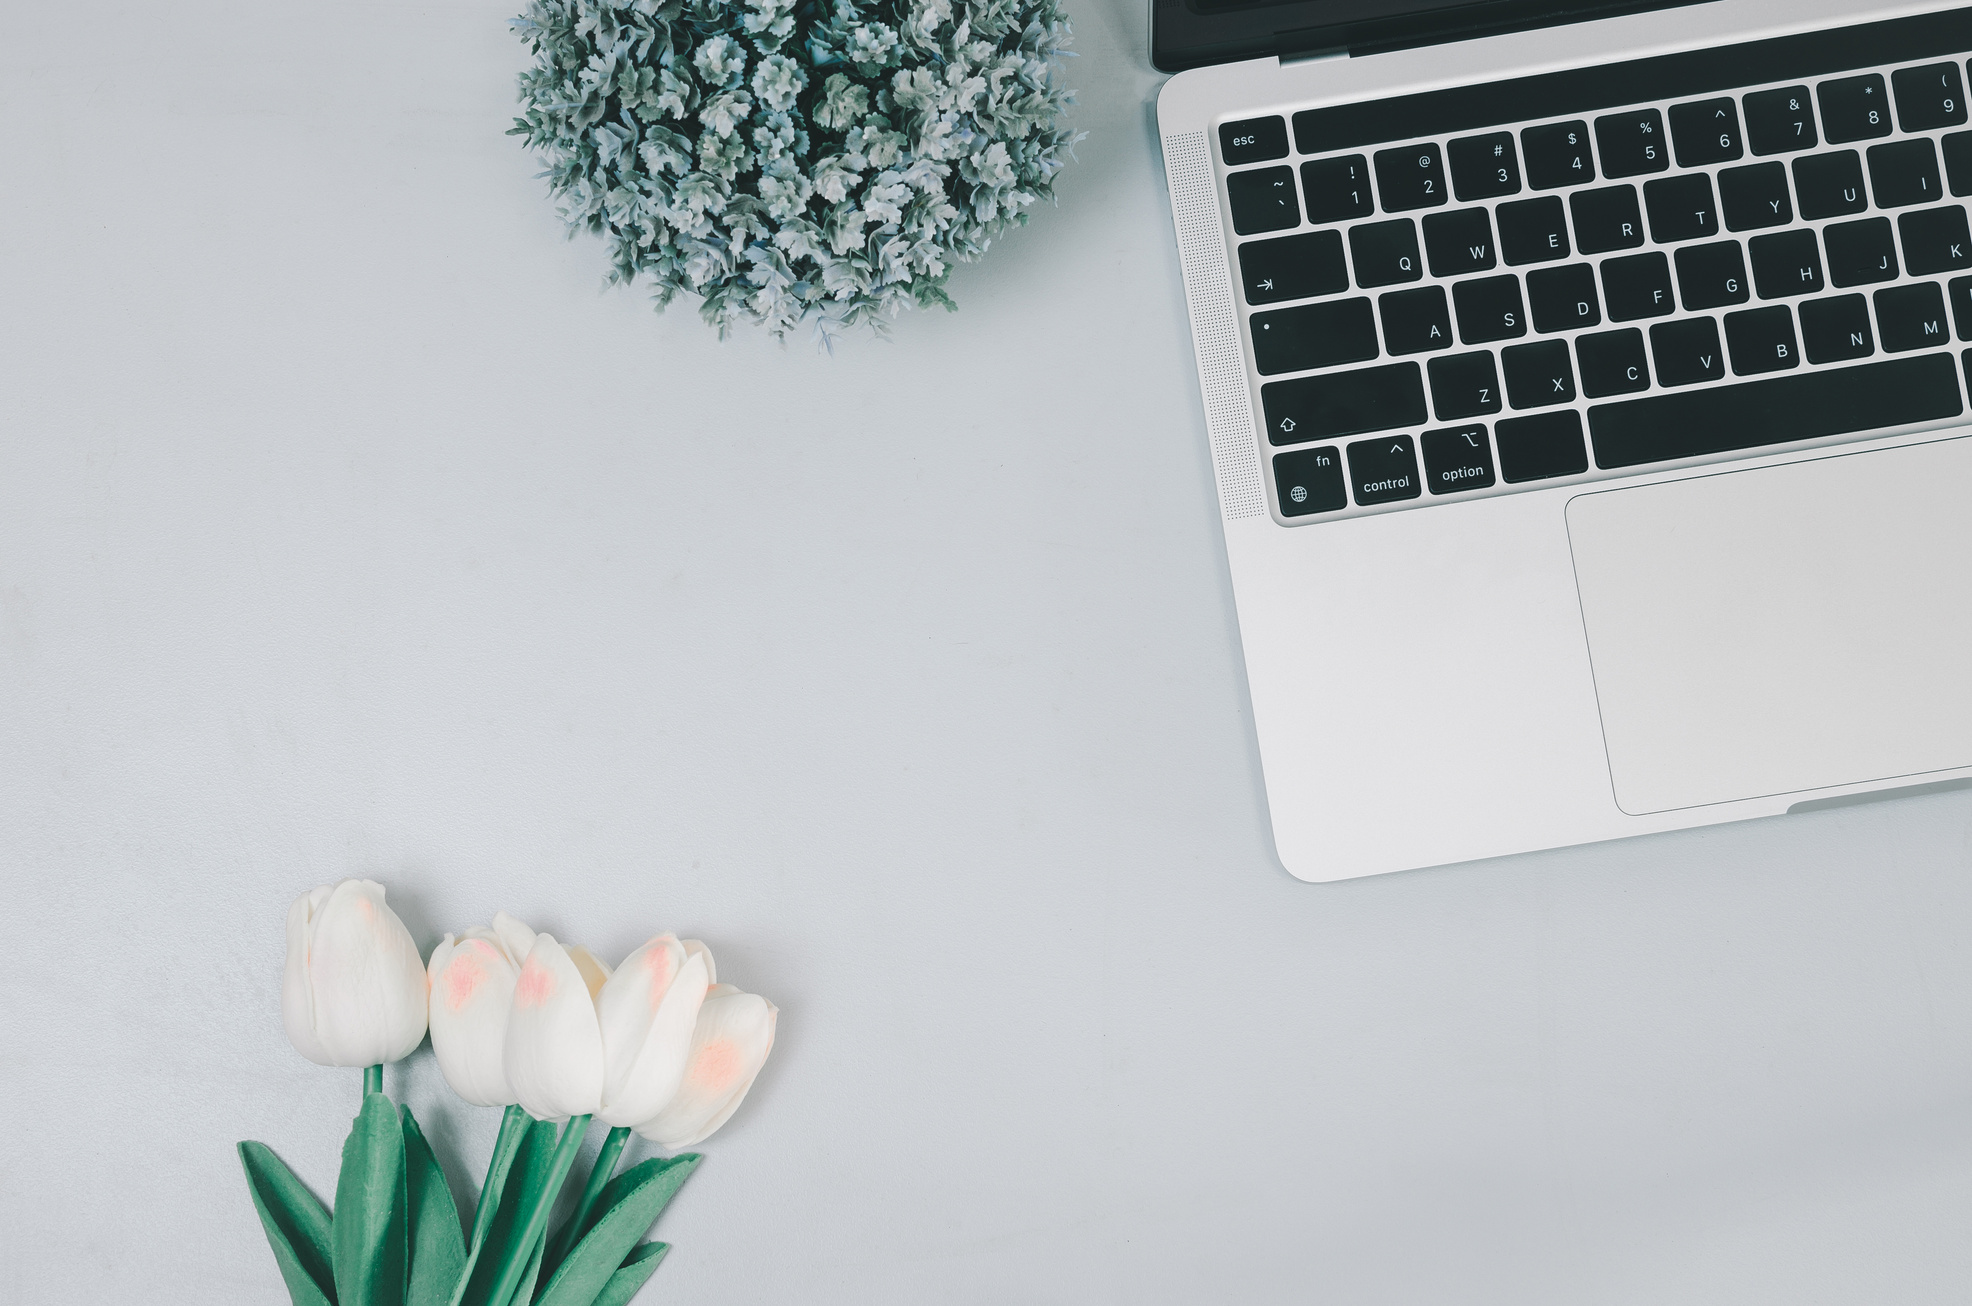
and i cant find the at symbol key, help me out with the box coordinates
[1374,144,1448,211]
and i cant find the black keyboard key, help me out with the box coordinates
[1595,109,1669,179]
[1748,229,1825,299]
[1502,340,1577,409]
[1238,231,1349,306]
[1799,294,1876,363]
[1373,144,1448,212]
[1945,132,1972,197]
[1571,186,1646,255]
[1527,264,1601,333]
[1719,163,1793,232]
[1379,287,1454,355]
[1587,354,1961,469]
[1602,252,1676,321]
[1497,196,1570,265]
[1868,138,1943,209]
[1675,241,1749,312]
[1250,298,1379,375]
[1349,220,1423,288]
[1792,151,1867,220]
[1953,276,1972,341]
[1422,425,1496,494]
[1745,86,1818,156]
[1274,446,1347,515]
[1644,174,1719,243]
[1901,206,1972,276]
[1576,329,1651,397]
[1496,410,1588,483]
[1449,132,1523,201]
[1227,167,1299,235]
[1271,454,1347,514]
[1824,217,1900,286]
[1724,306,1800,375]
[1347,434,1423,504]
[1422,208,1496,277]
[1262,363,1427,443]
[1819,73,1894,144]
[1670,97,1744,168]
[1875,282,1951,353]
[1427,351,1503,419]
[1522,121,1595,190]
[1650,317,1726,388]
[1221,117,1288,166]
[1894,62,1968,132]
[1453,275,1528,343]
[1302,156,1375,224]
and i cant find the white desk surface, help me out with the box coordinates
[6,1,1972,1301]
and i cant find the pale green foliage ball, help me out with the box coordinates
[509,0,1081,338]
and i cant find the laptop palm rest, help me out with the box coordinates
[1566,434,1972,816]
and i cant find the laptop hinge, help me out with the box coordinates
[1271,0,1717,63]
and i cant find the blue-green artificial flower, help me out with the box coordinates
[509,0,1080,338]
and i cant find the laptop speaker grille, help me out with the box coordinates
[1164,130,1265,520]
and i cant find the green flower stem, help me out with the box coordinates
[546,1125,631,1268]
[485,1114,591,1306]
[469,1106,530,1252]
[364,1064,383,1098]
[446,1104,530,1306]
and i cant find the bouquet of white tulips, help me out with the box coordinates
[241,881,777,1306]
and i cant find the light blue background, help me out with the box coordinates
[5,0,1971,1300]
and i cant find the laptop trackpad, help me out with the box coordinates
[1567,436,1972,816]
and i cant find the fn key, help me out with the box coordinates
[1274,446,1347,517]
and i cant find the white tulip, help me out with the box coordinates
[501,931,711,1125]
[426,911,539,1107]
[635,984,777,1149]
[282,880,428,1069]
[596,935,713,1128]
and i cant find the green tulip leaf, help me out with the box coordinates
[511,1229,547,1306]
[457,1118,558,1306]
[238,1140,338,1306]
[401,1107,466,1306]
[591,1243,669,1306]
[334,1091,409,1306]
[534,1156,699,1306]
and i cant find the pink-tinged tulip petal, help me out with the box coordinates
[635,986,776,1148]
[596,940,709,1128]
[427,928,521,1107]
[283,881,427,1068]
[503,934,607,1121]
[681,939,716,986]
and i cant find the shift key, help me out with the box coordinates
[1261,363,1427,444]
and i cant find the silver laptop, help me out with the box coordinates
[1156,0,1972,881]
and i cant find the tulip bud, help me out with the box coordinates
[282,880,428,1069]
[634,984,777,1148]
[492,929,716,1125]
[426,911,536,1107]
[503,934,610,1122]
[595,935,711,1128]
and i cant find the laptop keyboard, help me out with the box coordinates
[1217,10,1972,521]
